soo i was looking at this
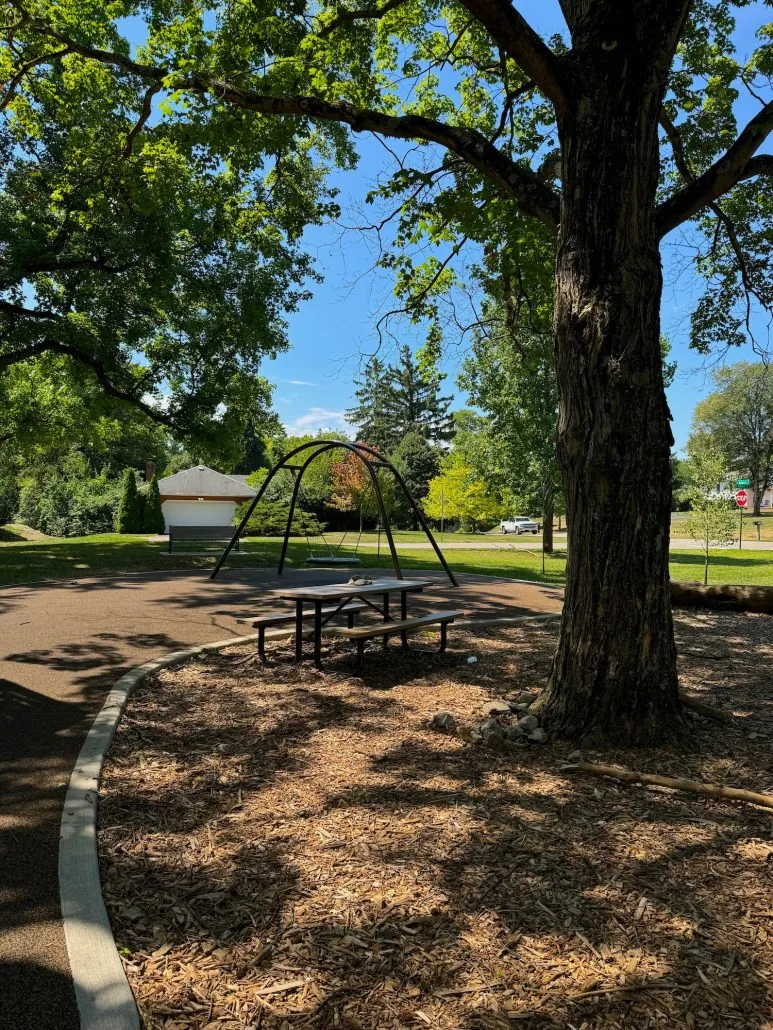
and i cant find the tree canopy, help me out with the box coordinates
[8,0,767,349]
[0,11,330,454]
[460,297,560,547]
[690,362,773,515]
[423,452,501,532]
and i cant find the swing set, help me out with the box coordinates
[293,469,364,567]
[210,439,457,585]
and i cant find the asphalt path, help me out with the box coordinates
[0,566,563,1029]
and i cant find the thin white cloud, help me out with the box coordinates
[280,378,319,387]
[283,407,349,436]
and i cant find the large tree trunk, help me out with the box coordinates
[540,11,686,744]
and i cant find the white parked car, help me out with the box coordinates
[500,515,540,535]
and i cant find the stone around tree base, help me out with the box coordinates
[432,712,457,732]
[528,728,549,744]
[482,700,513,716]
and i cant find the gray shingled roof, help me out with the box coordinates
[158,465,257,498]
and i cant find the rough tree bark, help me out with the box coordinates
[539,3,689,743]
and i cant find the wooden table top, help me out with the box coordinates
[271,578,434,601]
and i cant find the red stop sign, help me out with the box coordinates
[736,489,748,507]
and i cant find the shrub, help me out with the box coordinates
[235,499,324,537]
[16,470,121,536]
[142,475,165,533]
[69,478,122,535]
[0,474,20,524]
[115,469,143,533]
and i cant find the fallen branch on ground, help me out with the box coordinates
[678,691,733,723]
[562,761,773,810]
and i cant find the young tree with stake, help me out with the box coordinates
[684,441,737,586]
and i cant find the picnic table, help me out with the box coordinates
[272,578,435,668]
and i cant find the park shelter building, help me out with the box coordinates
[157,466,257,533]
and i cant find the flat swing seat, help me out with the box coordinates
[305,555,361,566]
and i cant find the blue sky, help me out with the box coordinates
[266,2,771,453]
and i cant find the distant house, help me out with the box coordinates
[157,466,257,533]
[717,476,773,510]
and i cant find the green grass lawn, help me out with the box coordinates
[1,529,772,588]
[672,509,773,541]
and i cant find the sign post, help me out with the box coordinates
[736,488,748,550]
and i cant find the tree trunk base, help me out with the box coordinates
[539,701,688,747]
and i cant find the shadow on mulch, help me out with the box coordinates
[99,614,773,1029]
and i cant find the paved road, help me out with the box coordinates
[0,567,563,1029]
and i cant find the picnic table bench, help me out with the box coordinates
[168,525,240,553]
[267,578,461,670]
[236,603,367,663]
[327,609,461,671]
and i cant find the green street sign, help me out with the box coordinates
[736,479,751,487]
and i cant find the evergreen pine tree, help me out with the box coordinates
[346,358,394,449]
[142,475,165,533]
[233,421,272,474]
[115,469,143,533]
[384,345,454,445]
[347,347,454,449]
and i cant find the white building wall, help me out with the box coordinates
[161,500,238,533]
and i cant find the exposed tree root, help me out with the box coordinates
[678,691,733,724]
[562,761,773,810]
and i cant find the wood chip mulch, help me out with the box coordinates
[98,611,773,1030]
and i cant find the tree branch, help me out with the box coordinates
[29,24,560,230]
[0,299,59,320]
[455,0,569,114]
[738,153,773,182]
[315,0,406,38]
[122,81,162,158]
[0,46,71,111]
[190,79,560,229]
[0,339,176,427]
[660,109,770,338]
[28,19,165,82]
[658,99,773,236]
[10,257,135,279]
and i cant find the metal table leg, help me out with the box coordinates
[294,599,304,663]
[313,600,323,669]
[382,592,390,648]
[400,590,408,648]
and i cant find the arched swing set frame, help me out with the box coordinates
[210,439,457,586]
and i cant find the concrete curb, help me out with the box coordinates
[59,632,257,1030]
[57,613,559,1029]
